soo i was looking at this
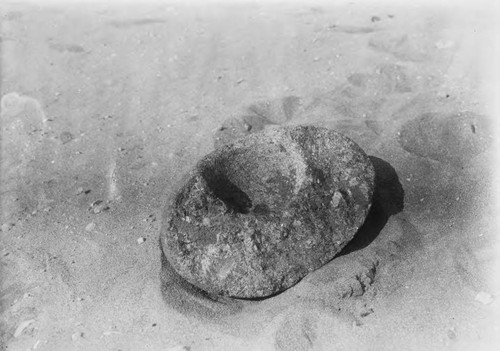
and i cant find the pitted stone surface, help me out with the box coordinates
[160,126,375,298]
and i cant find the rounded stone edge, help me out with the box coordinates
[160,125,376,298]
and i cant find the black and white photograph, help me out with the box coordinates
[1,0,499,350]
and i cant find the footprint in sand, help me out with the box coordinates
[1,92,26,117]
[214,63,418,149]
[305,63,415,126]
[347,63,413,95]
[271,303,366,351]
[1,92,49,132]
[1,92,56,222]
[398,111,493,166]
[1,91,47,174]
[274,311,317,351]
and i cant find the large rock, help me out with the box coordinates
[160,126,375,298]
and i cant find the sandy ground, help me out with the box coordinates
[1,1,500,350]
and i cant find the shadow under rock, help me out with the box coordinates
[339,156,404,256]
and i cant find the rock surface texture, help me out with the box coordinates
[160,126,375,298]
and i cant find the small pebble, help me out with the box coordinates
[331,191,342,207]
[85,222,95,232]
[76,187,84,195]
[137,237,146,244]
[89,200,109,214]
[437,91,451,98]
[475,291,494,305]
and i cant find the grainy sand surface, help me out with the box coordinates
[1,1,499,350]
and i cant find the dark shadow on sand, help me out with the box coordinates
[339,156,404,256]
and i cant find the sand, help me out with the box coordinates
[1,1,500,350]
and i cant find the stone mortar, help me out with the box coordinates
[160,125,375,298]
